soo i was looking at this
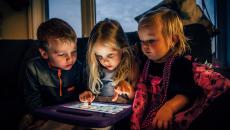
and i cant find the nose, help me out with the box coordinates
[142,43,149,50]
[66,54,73,63]
[101,58,110,66]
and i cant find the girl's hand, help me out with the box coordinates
[79,91,95,103]
[152,95,188,130]
[112,80,134,101]
[153,103,173,130]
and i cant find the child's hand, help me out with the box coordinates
[153,103,173,130]
[112,80,134,102]
[79,91,95,103]
[152,94,188,130]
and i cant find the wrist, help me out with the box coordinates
[164,95,189,114]
[164,102,176,114]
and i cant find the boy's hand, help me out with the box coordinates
[79,91,95,103]
[153,103,173,130]
[112,80,134,102]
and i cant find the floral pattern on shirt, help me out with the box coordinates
[130,57,230,130]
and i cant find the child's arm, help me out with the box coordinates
[153,94,189,129]
[24,62,43,111]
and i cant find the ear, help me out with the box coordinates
[39,48,48,59]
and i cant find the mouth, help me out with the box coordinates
[144,51,152,55]
[66,64,73,68]
[105,65,113,69]
[145,50,151,53]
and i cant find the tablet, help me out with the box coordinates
[34,101,132,127]
[58,102,131,114]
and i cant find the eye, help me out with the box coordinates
[141,39,156,44]
[57,53,65,56]
[71,50,77,56]
[107,54,114,58]
[147,40,156,44]
[96,56,103,61]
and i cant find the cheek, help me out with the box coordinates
[159,44,170,54]
[114,56,122,66]
[50,56,65,64]
[53,58,64,65]
[48,57,61,67]
[150,42,159,49]
[72,55,77,62]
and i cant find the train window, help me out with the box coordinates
[48,0,82,37]
[96,0,161,32]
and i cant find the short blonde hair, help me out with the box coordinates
[138,7,189,56]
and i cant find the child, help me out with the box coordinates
[20,18,85,130]
[79,18,139,129]
[130,8,203,130]
[79,18,139,103]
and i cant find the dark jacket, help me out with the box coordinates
[24,57,86,112]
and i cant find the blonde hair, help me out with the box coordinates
[138,7,189,56]
[86,18,139,94]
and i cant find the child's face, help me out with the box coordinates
[138,22,171,61]
[94,43,122,71]
[41,38,77,70]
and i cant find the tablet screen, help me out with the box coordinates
[62,102,131,114]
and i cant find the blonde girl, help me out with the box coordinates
[79,18,139,104]
[131,8,202,130]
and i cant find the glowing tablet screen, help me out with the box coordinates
[62,102,131,114]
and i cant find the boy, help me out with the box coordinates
[20,18,85,130]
